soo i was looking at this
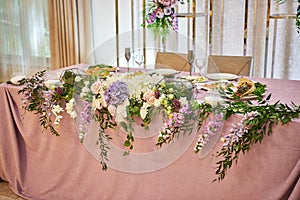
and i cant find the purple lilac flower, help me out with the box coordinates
[147,12,157,24]
[104,81,129,107]
[194,112,224,153]
[41,90,55,117]
[159,114,180,141]
[172,15,178,31]
[157,103,190,145]
[78,101,92,142]
[221,111,260,149]
[180,105,192,115]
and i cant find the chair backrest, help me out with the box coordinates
[207,55,252,76]
[155,52,191,72]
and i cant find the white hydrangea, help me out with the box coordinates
[115,98,130,123]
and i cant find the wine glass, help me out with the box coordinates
[193,58,206,77]
[134,54,144,68]
[125,47,131,71]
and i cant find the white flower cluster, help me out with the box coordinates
[80,81,91,98]
[110,71,163,99]
[51,104,63,127]
[50,99,77,127]
[65,98,77,119]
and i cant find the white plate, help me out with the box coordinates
[10,75,26,85]
[148,69,179,76]
[44,80,62,89]
[183,75,208,83]
[196,80,233,91]
[206,73,238,80]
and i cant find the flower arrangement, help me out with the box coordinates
[18,67,300,181]
[142,0,189,42]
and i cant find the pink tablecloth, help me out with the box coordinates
[0,73,300,200]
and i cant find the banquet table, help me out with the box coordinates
[0,67,300,200]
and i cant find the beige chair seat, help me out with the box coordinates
[155,52,191,72]
[207,55,252,76]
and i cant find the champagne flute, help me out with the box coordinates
[134,54,144,68]
[125,47,131,71]
[188,50,194,75]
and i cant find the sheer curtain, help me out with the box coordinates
[47,0,94,70]
[0,0,94,83]
[0,0,50,82]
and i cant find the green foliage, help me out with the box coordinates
[18,70,60,136]
[94,108,116,170]
[212,94,300,182]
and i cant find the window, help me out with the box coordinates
[0,0,50,82]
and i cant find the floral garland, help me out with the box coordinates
[142,0,189,42]
[18,68,300,181]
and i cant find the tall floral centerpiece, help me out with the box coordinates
[142,0,189,43]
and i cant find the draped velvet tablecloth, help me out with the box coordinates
[0,71,300,200]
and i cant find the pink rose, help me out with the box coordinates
[143,91,156,105]
[91,81,103,94]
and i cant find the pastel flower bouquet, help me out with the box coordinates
[142,0,189,42]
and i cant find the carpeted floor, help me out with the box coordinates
[0,181,25,200]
